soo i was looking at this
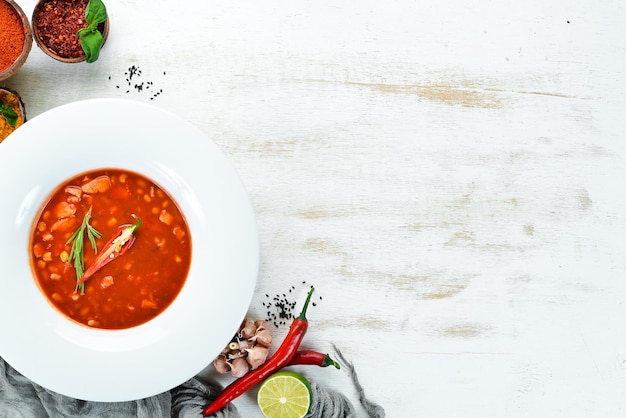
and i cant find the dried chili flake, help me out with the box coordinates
[33,0,90,59]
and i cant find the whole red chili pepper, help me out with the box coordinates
[288,350,341,369]
[202,286,316,417]
[76,214,142,285]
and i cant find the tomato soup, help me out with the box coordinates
[30,169,191,329]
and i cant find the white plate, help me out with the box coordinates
[0,99,259,402]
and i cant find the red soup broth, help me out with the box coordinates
[29,169,192,329]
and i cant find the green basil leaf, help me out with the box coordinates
[0,104,18,127]
[85,0,107,26]
[79,29,104,63]
[76,27,90,38]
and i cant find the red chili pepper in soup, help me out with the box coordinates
[77,215,142,285]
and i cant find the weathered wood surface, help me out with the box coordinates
[6,0,626,416]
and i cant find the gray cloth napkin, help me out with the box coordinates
[0,357,239,418]
[1,344,384,418]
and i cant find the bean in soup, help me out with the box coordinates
[30,169,191,329]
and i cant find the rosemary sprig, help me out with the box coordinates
[66,206,102,294]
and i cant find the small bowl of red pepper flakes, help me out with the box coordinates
[32,0,109,63]
[0,0,33,81]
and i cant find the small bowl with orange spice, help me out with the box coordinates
[0,87,26,143]
[0,0,33,81]
[32,0,109,63]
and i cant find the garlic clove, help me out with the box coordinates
[230,357,250,378]
[250,329,272,347]
[245,346,269,369]
[255,319,267,331]
[213,356,229,374]
[238,339,251,351]
[240,318,256,339]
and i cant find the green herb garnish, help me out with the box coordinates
[76,0,108,63]
[66,206,102,294]
[0,101,18,127]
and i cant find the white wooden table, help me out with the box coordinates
[4,0,626,416]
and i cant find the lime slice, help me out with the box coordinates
[257,371,312,418]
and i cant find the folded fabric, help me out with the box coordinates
[0,357,238,418]
[0,344,384,418]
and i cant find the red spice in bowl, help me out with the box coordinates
[32,0,108,63]
[0,0,33,80]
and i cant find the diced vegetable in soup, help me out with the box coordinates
[30,169,191,329]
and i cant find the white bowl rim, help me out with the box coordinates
[0,98,259,402]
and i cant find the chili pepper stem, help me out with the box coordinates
[297,286,315,321]
[322,353,341,369]
[130,214,142,229]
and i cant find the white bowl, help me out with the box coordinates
[0,99,259,401]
